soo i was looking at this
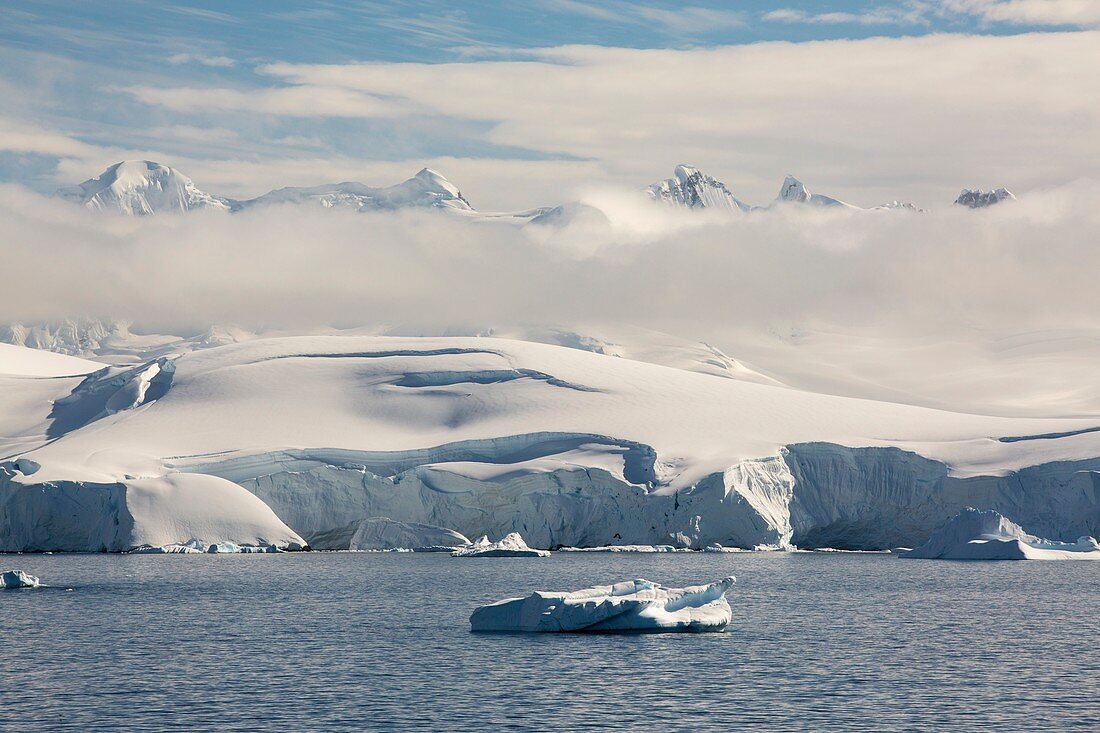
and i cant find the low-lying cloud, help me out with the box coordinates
[2,180,1098,352]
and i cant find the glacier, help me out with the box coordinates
[900,508,1100,561]
[470,576,735,633]
[3,335,1100,552]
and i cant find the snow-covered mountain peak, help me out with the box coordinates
[647,165,751,213]
[672,164,701,183]
[778,175,810,203]
[413,167,458,193]
[399,168,471,209]
[954,188,1016,209]
[55,160,230,215]
[774,175,856,209]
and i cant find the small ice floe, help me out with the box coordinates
[2,570,40,589]
[471,576,736,633]
[452,532,549,558]
[900,508,1100,561]
[703,543,751,553]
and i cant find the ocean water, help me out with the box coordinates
[2,552,1098,732]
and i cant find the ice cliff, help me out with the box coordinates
[310,516,470,551]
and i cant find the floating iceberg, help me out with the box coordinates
[900,508,1100,561]
[452,532,550,558]
[471,576,736,633]
[2,570,40,589]
[557,544,690,553]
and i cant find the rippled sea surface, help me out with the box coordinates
[2,552,1099,732]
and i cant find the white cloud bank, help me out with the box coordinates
[2,180,1098,348]
[111,31,1100,207]
[941,0,1100,26]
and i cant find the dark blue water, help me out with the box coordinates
[2,552,1098,732]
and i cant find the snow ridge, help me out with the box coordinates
[233,167,473,212]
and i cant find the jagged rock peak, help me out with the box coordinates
[955,188,1016,209]
[778,175,810,203]
[647,164,752,213]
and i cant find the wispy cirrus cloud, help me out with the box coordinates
[0,117,105,158]
[764,4,929,26]
[765,1,1100,28]
[118,84,411,118]
[167,53,236,68]
[543,0,746,33]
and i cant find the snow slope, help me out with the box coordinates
[55,161,231,215]
[4,335,1100,552]
[0,343,99,377]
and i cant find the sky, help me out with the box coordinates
[1,0,1098,209]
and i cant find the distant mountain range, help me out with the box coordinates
[54,159,1015,218]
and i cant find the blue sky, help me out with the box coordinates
[0,1,1044,67]
[0,1,1097,208]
